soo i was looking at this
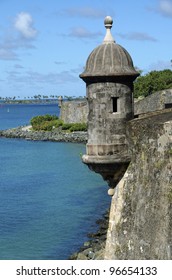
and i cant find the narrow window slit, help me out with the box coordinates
[112,97,118,113]
[165,103,172,109]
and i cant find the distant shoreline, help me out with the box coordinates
[0,97,86,105]
[0,99,59,105]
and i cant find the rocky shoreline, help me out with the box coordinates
[69,210,109,260]
[0,126,87,143]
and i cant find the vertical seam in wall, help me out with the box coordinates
[102,44,107,71]
[93,45,103,73]
[111,43,114,73]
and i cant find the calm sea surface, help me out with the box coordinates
[0,103,110,259]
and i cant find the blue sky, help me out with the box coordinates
[0,0,172,98]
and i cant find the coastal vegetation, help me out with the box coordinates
[30,114,87,132]
[61,123,87,132]
[134,69,172,98]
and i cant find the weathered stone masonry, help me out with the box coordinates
[80,16,139,191]
[60,100,88,124]
[104,110,172,259]
[79,16,172,260]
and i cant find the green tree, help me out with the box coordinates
[30,114,59,130]
[134,69,172,98]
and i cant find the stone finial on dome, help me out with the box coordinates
[103,16,115,44]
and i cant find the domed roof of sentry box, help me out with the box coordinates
[80,16,139,82]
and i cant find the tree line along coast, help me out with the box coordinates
[0,95,86,104]
[0,69,172,103]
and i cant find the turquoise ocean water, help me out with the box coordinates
[0,103,110,259]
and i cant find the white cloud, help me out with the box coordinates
[159,0,172,17]
[118,32,157,42]
[69,27,102,39]
[0,48,17,60]
[54,61,66,65]
[0,13,37,61]
[148,60,172,71]
[147,0,172,18]
[14,12,37,39]
[62,7,106,18]
[0,35,36,61]
[6,70,78,85]
[14,64,24,69]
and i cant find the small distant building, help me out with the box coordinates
[57,96,63,108]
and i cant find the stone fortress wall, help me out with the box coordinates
[62,15,172,260]
[102,89,172,260]
[104,109,172,259]
[60,100,88,123]
[60,89,172,123]
[60,89,172,260]
[134,88,172,116]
